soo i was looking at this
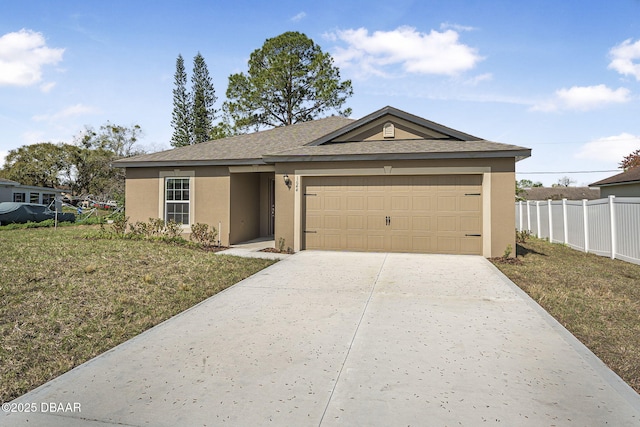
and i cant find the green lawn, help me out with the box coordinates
[0,226,276,403]
[491,237,640,393]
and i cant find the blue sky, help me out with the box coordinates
[2,0,640,186]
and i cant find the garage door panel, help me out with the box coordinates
[390,216,410,231]
[460,195,481,211]
[436,237,458,253]
[367,215,386,230]
[303,175,482,254]
[412,196,432,211]
[437,196,457,211]
[460,237,482,254]
[412,216,433,232]
[324,215,341,230]
[367,196,385,210]
[367,235,385,251]
[437,216,457,232]
[391,195,410,210]
[460,216,481,232]
[347,215,365,229]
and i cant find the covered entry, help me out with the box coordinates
[303,175,483,254]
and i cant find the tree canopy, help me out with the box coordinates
[1,123,144,200]
[620,149,640,171]
[224,31,353,132]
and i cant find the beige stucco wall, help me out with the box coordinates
[599,183,640,198]
[274,158,516,258]
[124,166,231,246]
[125,157,517,256]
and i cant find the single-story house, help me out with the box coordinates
[589,167,640,197]
[114,106,531,257]
[523,186,600,201]
[0,178,63,207]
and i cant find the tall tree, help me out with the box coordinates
[170,54,192,147]
[1,143,74,188]
[191,52,217,144]
[225,31,353,132]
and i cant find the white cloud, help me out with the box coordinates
[291,12,306,22]
[32,103,98,122]
[326,26,483,78]
[531,84,630,112]
[440,22,477,32]
[0,150,7,167]
[464,73,493,86]
[0,29,64,86]
[609,38,640,81]
[576,133,640,163]
[39,81,56,93]
[21,130,45,145]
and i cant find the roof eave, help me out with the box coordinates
[263,149,532,163]
[112,158,267,168]
[589,180,640,188]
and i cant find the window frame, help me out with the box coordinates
[159,170,195,229]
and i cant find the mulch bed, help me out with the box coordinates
[259,248,294,254]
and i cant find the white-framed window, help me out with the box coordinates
[13,192,25,202]
[165,177,190,224]
[30,193,40,203]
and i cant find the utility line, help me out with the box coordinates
[517,170,620,174]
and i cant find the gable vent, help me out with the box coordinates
[383,122,395,138]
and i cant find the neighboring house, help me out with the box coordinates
[589,167,640,197]
[0,178,62,206]
[524,187,601,201]
[114,106,531,257]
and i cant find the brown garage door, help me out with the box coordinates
[303,175,482,254]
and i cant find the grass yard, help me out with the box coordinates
[0,226,276,403]
[491,237,640,394]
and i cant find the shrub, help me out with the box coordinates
[503,244,513,259]
[516,229,532,244]
[190,223,218,247]
[111,215,129,235]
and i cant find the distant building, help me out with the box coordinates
[0,178,63,207]
[523,186,601,201]
[589,167,640,198]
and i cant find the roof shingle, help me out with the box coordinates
[590,167,640,187]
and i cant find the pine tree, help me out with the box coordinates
[170,54,192,147]
[191,52,217,144]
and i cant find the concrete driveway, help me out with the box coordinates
[3,252,640,426]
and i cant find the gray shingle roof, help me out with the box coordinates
[524,187,601,201]
[264,139,530,161]
[115,116,354,166]
[114,106,531,167]
[590,166,640,187]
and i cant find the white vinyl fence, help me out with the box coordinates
[516,196,640,266]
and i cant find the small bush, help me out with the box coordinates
[190,223,218,247]
[503,244,513,259]
[516,229,532,244]
[111,215,129,235]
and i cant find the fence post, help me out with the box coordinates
[526,201,531,232]
[518,201,523,231]
[562,199,568,244]
[536,201,541,237]
[609,195,616,260]
[548,200,553,242]
[582,199,589,253]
